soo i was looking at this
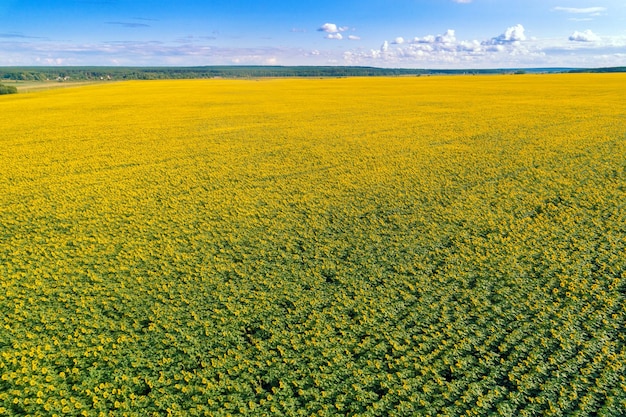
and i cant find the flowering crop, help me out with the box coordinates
[1,74,626,416]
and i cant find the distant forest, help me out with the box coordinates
[1,66,624,82]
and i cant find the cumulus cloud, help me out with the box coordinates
[318,23,351,40]
[318,23,348,34]
[318,23,339,33]
[569,30,600,42]
[437,29,457,44]
[348,35,361,41]
[345,25,544,68]
[409,30,456,45]
[342,22,624,68]
[487,24,526,44]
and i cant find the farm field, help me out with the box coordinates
[1,74,626,416]
[8,80,109,93]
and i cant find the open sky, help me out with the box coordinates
[1,0,625,68]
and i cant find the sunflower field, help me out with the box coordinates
[1,74,625,416]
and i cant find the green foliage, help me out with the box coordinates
[0,84,17,95]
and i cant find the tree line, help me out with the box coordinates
[1,66,623,84]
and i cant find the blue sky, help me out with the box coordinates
[1,0,625,68]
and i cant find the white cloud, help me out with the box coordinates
[318,23,340,33]
[569,30,600,42]
[437,29,457,44]
[318,23,350,40]
[487,24,526,44]
[342,22,626,68]
[318,23,348,34]
[344,25,543,68]
[453,0,472,3]
[410,30,456,45]
[553,7,607,14]
[326,33,343,40]
[348,35,361,41]
[412,35,434,44]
